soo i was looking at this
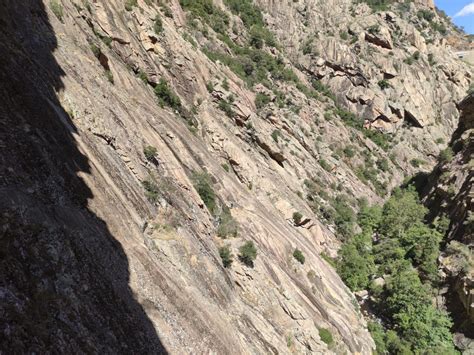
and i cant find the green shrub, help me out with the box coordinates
[357,204,382,233]
[224,0,266,31]
[255,92,271,109]
[161,4,173,18]
[312,80,335,101]
[100,34,113,47]
[359,0,394,12]
[249,25,276,48]
[417,9,435,22]
[302,38,313,55]
[293,248,305,264]
[271,129,281,143]
[218,99,234,117]
[154,16,163,34]
[428,53,436,66]
[318,328,334,346]
[439,147,453,163]
[410,158,424,168]
[319,159,331,172]
[203,43,297,88]
[378,79,391,90]
[125,0,137,11]
[222,78,229,90]
[192,171,217,215]
[320,252,337,267]
[332,195,356,238]
[90,43,101,58]
[219,245,233,268]
[105,70,114,84]
[143,145,157,161]
[154,79,181,110]
[180,0,229,33]
[206,81,214,93]
[431,21,447,35]
[239,241,257,267]
[376,158,389,172]
[343,146,356,158]
[142,178,160,202]
[339,31,349,40]
[293,212,303,225]
[50,0,64,22]
[380,187,427,238]
[139,70,149,83]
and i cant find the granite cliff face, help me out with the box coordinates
[0,0,472,353]
[423,93,473,349]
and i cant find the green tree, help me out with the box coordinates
[395,306,454,353]
[337,233,375,291]
[385,269,431,317]
[380,188,427,238]
[357,204,382,233]
[400,223,442,282]
[373,238,406,274]
[332,195,356,239]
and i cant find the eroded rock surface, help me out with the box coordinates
[0,0,472,354]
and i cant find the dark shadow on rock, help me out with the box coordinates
[401,171,430,197]
[0,1,166,353]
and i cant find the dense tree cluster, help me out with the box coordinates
[337,187,455,353]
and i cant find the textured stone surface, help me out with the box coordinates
[424,94,473,345]
[0,0,472,354]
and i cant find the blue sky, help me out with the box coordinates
[436,0,474,34]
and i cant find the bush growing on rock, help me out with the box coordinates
[50,0,64,22]
[239,241,257,267]
[318,328,334,346]
[142,178,160,203]
[293,248,305,264]
[271,129,281,143]
[377,79,391,90]
[218,98,234,117]
[154,16,163,34]
[343,146,356,158]
[219,245,233,268]
[180,0,229,33]
[154,79,181,110]
[417,9,435,22]
[143,145,157,161]
[439,147,453,163]
[292,212,303,225]
[124,0,137,11]
[319,159,331,172]
[255,93,271,109]
[192,172,217,215]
